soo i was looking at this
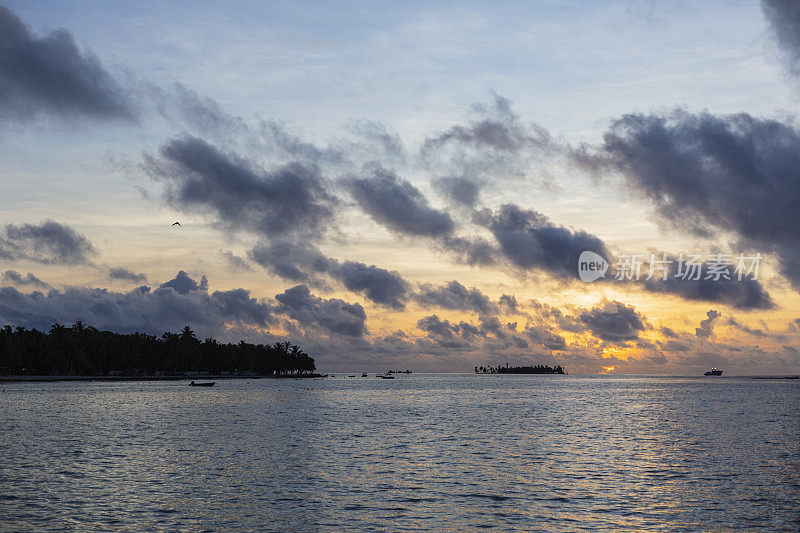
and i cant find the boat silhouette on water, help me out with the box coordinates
[704,368,723,376]
[190,381,215,387]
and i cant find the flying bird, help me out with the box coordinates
[172,222,181,226]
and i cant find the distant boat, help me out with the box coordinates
[377,374,395,379]
[190,381,215,387]
[348,375,356,378]
[704,368,723,376]
[361,372,368,377]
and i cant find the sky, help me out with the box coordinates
[1,0,800,374]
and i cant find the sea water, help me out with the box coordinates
[1,374,798,531]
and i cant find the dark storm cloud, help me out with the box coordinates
[0,276,274,337]
[333,261,410,311]
[249,240,410,309]
[344,164,455,238]
[474,203,610,278]
[431,176,481,207]
[695,310,721,339]
[0,6,133,122]
[761,0,800,78]
[211,288,274,327]
[414,280,498,315]
[576,109,800,289]
[0,271,378,342]
[643,270,773,310]
[579,300,647,343]
[144,136,338,239]
[160,270,208,295]
[1,270,49,289]
[274,284,367,337]
[0,220,96,265]
[108,267,147,284]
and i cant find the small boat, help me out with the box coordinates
[704,368,723,376]
[361,373,368,377]
[190,381,215,387]
[377,374,395,379]
[348,375,356,378]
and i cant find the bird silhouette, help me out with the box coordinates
[172,222,181,226]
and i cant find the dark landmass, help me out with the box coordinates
[475,364,565,374]
[0,322,317,379]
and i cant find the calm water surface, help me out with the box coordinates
[1,375,799,531]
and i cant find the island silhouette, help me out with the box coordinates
[475,364,565,374]
[0,322,317,379]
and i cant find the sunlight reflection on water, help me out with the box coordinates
[1,375,799,531]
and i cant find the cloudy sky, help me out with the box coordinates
[2,0,800,373]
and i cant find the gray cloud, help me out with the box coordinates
[422,94,552,154]
[275,284,367,337]
[761,0,800,79]
[523,325,567,350]
[414,280,498,315]
[220,251,252,272]
[415,311,567,352]
[0,276,274,337]
[419,94,560,208]
[642,264,773,310]
[695,310,721,339]
[727,316,768,338]
[249,240,410,309]
[416,314,473,348]
[498,294,519,313]
[439,235,498,267]
[576,109,800,290]
[249,240,332,283]
[160,270,208,295]
[344,164,455,238]
[1,270,49,289]
[0,6,133,122]
[579,300,647,343]
[346,120,404,159]
[0,271,375,342]
[432,176,481,207]
[108,267,147,283]
[474,203,610,277]
[443,201,771,311]
[333,261,410,311]
[144,136,338,239]
[0,220,96,265]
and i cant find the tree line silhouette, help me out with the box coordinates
[0,322,316,377]
[475,364,565,374]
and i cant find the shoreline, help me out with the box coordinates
[0,374,326,383]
